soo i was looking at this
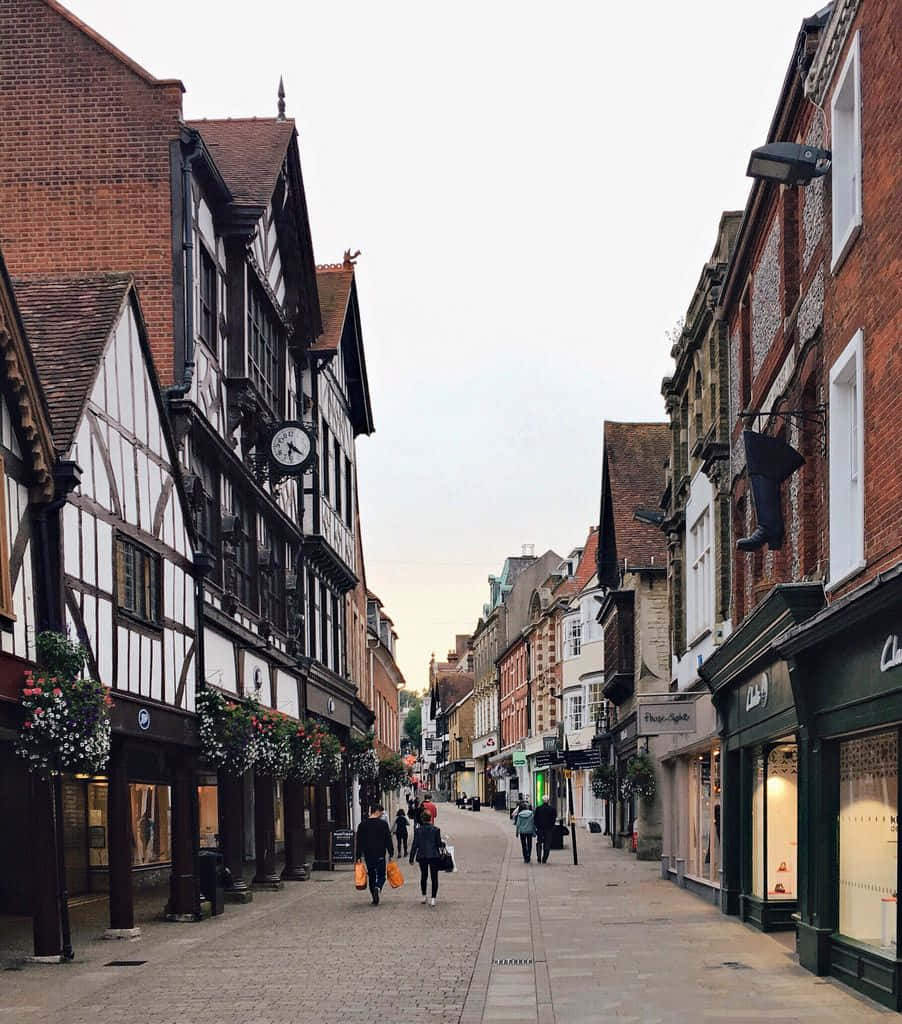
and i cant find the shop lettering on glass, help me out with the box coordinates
[745,673,769,713]
[880,634,902,673]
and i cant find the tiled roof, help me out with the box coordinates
[437,672,474,712]
[186,118,296,206]
[313,265,354,352]
[602,422,669,571]
[555,528,600,598]
[12,274,132,450]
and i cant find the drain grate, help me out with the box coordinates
[713,961,751,970]
[493,958,533,966]
[105,960,147,967]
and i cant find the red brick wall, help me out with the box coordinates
[0,0,183,383]
[499,640,527,749]
[372,654,399,754]
[822,1,902,596]
[725,0,900,627]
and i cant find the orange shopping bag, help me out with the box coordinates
[386,859,404,889]
[355,861,368,890]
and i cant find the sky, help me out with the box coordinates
[66,0,823,694]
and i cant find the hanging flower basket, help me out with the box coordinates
[287,720,319,782]
[591,764,617,801]
[348,730,379,781]
[253,709,293,778]
[378,753,410,793]
[17,632,112,777]
[624,753,657,805]
[196,688,258,776]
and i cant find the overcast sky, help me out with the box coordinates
[68,0,820,693]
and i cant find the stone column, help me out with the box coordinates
[252,773,282,889]
[281,778,308,881]
[29,772,62,959]
[166,750,197,921]
[217,769,252,903]
[106,737,139,937]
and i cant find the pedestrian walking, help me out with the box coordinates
[394,808,409,856]
[534,795,556,864]
[513,800,536,863]
[409,796,422,828]
[355,804,394,905]
[421,792,438,823]
[409,809,443,906]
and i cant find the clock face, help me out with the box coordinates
[269,422,312,472]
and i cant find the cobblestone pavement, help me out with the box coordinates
[0,807,892,1023]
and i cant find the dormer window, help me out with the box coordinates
[247,280,282,414]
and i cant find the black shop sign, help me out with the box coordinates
[332,828,355,864]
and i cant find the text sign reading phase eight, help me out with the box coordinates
[637,702,697,736]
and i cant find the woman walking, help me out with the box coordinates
[394,808,410,856]
[514,800,536,863]
[409,809,443,906]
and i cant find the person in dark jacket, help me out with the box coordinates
[356,805,394,905]
[534,796,557,864]
[394,808,409,856]
[409,810,443,906]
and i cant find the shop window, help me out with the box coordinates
[130,783,172,866]
[689,749,720,884]
[830,32,862,272]
[87,781,108,868]
[116,537,161,626]
[751,743,798,901]
[839,730,898,952]
[828,330,864,586]
[198,784,219,849]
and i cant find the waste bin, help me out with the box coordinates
[197,849,225,916]
[550,821,568,850]
[493,792,506,811]
[471,796,481,812]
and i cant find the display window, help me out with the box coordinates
[274,780,285,844]
[198,784,219,849]
[130,782,172,866]
[87,781,109,867]
[688,748,720,884]
[838,730,898,954]
[750,740,798,901]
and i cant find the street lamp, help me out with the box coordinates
[746,141,831,185]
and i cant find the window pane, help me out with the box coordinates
[129,783,171,866]
[766,743,797,900]
[752,750,765,898]
[198,785,219,849]
[839,731,898,951]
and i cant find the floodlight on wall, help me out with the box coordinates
[746,142,831,185]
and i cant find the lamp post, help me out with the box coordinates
[554,693,578,867]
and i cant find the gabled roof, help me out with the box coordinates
[313,266,354,354]
[12,274,133,451]
[554,528,599,599]
[186,118,295,207]
[597,422,669,588]
[313,263,375,436]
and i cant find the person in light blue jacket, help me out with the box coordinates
[514,801,536,863]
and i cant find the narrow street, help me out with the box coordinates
[1,806,887,1024]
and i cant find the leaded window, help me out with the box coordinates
[247,281,282,413]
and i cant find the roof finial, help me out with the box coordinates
[277,76,286,121]
[343,248,361,266]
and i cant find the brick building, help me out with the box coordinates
[595,422,670,860]
[699,1,902,1007]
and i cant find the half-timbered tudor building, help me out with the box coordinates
[13,273,199,936]
[0,249,59,958]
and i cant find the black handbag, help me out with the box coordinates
[437,844,454,873]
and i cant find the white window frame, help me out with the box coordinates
[827,329,865,589]
[587,681,605,726]
[566,616,582,658]
[830,31,862,274]
[566,693,584,732]
[687,504,713,643]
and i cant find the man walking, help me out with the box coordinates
[420,792,438,824]
[356,804,394,905]
[534,795,556,864]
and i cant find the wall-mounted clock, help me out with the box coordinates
[268,421,314,474]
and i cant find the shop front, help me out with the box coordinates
[472,732,498,806]
[776,567,902,1010]
[701,583,824,932]
[487,754,514,810]
[612,711,638,849]
[659,691,722,903]
[306,668,353,869]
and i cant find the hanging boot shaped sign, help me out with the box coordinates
[736,430,805,552]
